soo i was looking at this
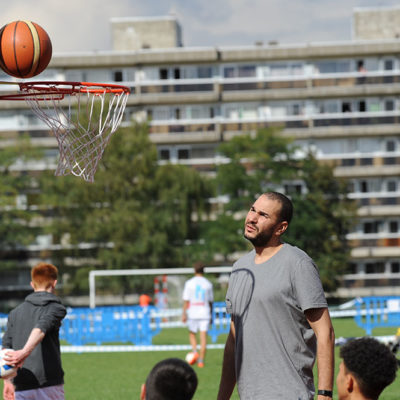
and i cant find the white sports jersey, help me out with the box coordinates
[182,276,213,320]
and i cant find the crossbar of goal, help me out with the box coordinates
[89,266,232,308]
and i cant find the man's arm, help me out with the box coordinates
[3,379,15,400]
[217,320,236,400]
[182,300,190,323]
[305,307,335,400]
[4,327,45,368]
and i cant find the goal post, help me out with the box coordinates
[89,266,232,308]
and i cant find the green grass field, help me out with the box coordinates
[1,318,399,399]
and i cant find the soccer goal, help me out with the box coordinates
[89,266,232,309]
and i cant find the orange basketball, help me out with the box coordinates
[0,20,52,79]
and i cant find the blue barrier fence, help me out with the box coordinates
[0,302,231,346]
[354,296,400,335]
[60,305,162,345]
[209,302,231,341]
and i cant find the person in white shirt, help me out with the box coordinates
[182,262,214,368]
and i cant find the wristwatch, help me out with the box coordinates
[318,389,333,398]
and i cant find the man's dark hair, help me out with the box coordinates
[340,337,398,399]
[145,358,198,400]
[193,261,205,275]
[263,192,293,224]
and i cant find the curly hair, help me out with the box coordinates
[340,337,398,399]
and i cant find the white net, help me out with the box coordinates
[21,82,130,182]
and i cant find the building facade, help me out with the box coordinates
[1,9,400,299]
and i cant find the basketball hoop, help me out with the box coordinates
[0,81,130,182]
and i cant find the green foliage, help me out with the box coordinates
[216,128,298,211]
[286,153,357,291]
[0,135,42,264]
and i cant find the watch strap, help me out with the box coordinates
[318,390,333,397]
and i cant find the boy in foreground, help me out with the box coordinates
[336,337,398,400]
[2,262,66,400]
[140,358,197,400]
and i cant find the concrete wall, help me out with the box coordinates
[353,6,400,40]
[111,16,182,51]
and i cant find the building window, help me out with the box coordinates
[384,100,395,111]
[114,71,123,82]
[363,221,381,234]
[365,262,385,274]
[238,65,256,77]
[177,149,190,159]
[383,158,397,165]
[391,262,400,273]
[347,181,355,193]
[342,102,352,112]
[360,158,373,166]
[198,67,212,78]
[384,59,394,70]
[346,263,357,274]
[358,101,366,112]
[387,181,397,192]
[357,60,366,72]
[224,67,235,78]
[159,149,170,160]
[174,68,180,79]
[342,159,356,166]
[284,184,302,195]
[360,181,368,193]
[386,140,396,152]
[389,221,398,233]
[159,69,168,80]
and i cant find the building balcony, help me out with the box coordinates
[338,273,400,297]
[148,111,400,138]
[125,70,400,105]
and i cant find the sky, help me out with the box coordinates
[2,0,400,54]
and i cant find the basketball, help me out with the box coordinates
[0,20,52,78]
[0,348,17,379]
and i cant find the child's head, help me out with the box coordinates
[31,262,58,291]
[193,261,205,275]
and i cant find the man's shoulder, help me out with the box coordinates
[233,250,255,269]
[282,243,313,262]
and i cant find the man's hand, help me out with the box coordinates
[181,312,187,323]
[4,349,28,369]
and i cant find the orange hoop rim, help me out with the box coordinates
[0,81,131,100]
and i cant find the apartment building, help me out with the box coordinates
[1,10,400,298]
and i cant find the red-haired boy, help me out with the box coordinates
[2,262,66,400]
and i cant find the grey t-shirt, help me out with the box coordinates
[225,243,328,400]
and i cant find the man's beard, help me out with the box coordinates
[244,226,274,247]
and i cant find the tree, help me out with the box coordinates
[216,127,298,211]
[39,122,213,294]
[0,135,42,266]
[208,128,356,291]
[285,153,357,292]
